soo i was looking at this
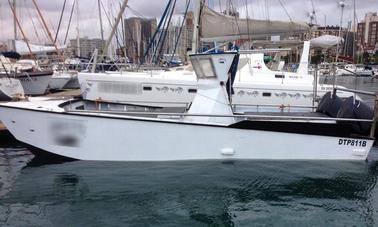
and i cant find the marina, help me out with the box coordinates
[0,0,378,225]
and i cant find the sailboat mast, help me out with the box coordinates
[352,0,356,63]
[98,0,105,49]
[12,0,17,50]
[76,0,80,57]
[8,0,35,60]
[31,0,63,60]
[191,0,203,53]
[102,0,128,57]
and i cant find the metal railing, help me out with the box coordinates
[67,109,374,123]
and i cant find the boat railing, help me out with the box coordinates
[333,86,376,97]
[67,109,374,123]
[231,103,317,110]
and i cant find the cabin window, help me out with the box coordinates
[199,59,215,78]
[143,86,152,91]
[275,74,284,79]
[191,58,216,79]
[188,89,197,93]
[262,92,271,97]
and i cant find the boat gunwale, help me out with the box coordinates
[0,102,375,140]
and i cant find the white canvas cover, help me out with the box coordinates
[309,35,343,49]
[14,40,67,55]
[200,5,310,42]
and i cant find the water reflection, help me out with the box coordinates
[0,157,377,226]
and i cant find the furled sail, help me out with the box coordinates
[309,35,343,49]
[200,5,310,42]
[13,40,67,55]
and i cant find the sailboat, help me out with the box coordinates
[80,41,355,111]
[0,55,52,96]
[0,52,375,161]
[78,2,358,111]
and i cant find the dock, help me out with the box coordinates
[45,89,81,99]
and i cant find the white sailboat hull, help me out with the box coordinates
[79,71,197,107]
[0,102,373,161]
[79,71,353,110]
[48,71,74,90]
[17,71,52,95]
[63,74,80,89]
[78,50,355,110]
[0,77,24,101]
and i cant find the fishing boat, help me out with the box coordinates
[0,52,375,161]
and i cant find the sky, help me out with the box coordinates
[0,0,377,45]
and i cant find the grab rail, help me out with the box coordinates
[333,86,376,96]
[66,109,374,123]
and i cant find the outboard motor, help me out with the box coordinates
[316,92,343,117]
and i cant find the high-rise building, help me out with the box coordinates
[124,17,157,63]
[357,12,378,52]
[70,37,106,58]
[310,26,347,39]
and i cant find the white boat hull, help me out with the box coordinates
[17,71,52,95]
[0,103,373,161]
[79,71,354,110]
[63,74,80,89]
[0,77,24,101]
[79,71,197,107]
[49,71,73,90]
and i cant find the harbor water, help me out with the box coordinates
[0,76,377,226]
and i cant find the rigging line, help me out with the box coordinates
[152,0,175,63]
[126,6,147,19]
[64,0,75,45]
[25,6,42,43]
[310,0,317,25]
[32,2,49,43]
[170,0,191,63]
[245,0,251,44]
[141,0,173,65]
[99,0,124,54]
[7,0,35,60]
[157,0,177,62]
[101,0,124,58]
[120,2,126,58]
[55,0,67,44]
[228,0,241,42]
[110,5,124,58]
[278,0,292,22]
